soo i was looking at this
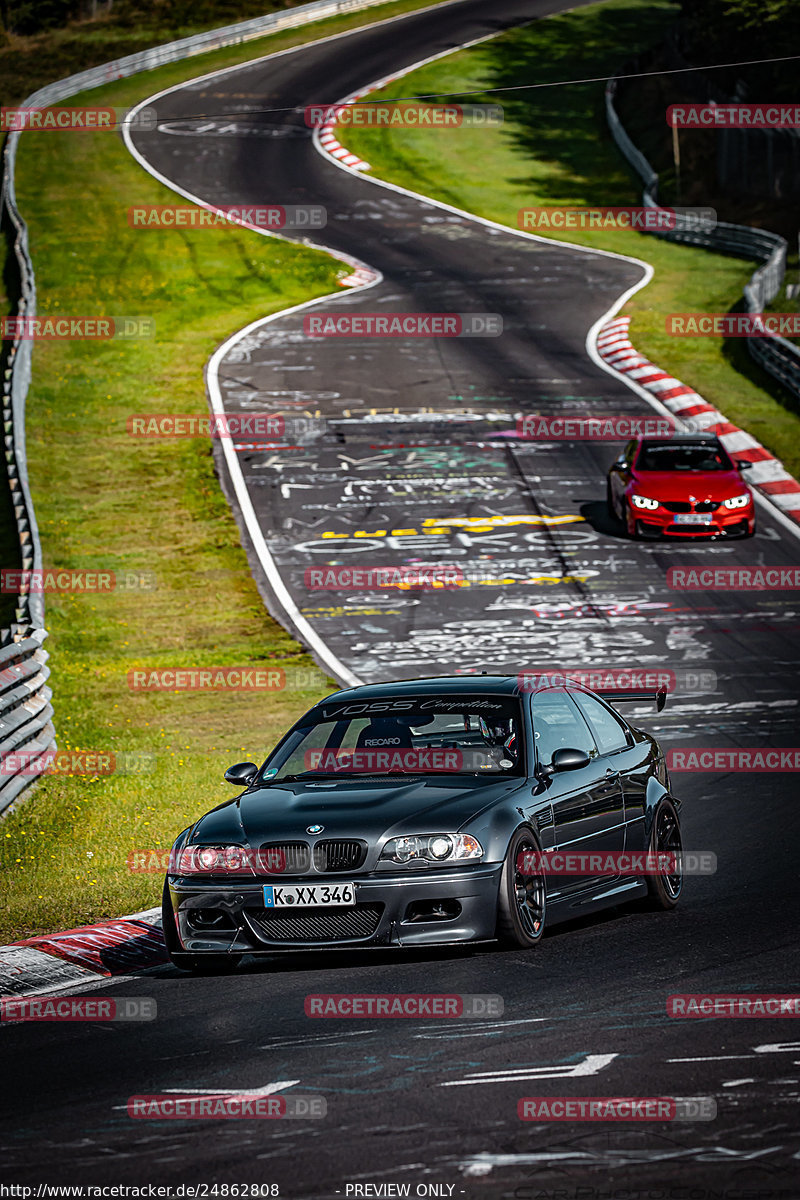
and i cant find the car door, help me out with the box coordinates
[531,689,625,898]
[570,690,642,859]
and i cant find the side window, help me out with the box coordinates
[531,690,597,768]
[571,692,629,754]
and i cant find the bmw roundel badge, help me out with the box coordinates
[306,824,324,834]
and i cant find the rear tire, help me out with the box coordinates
[645,799,683,909]
[496,827,547,948]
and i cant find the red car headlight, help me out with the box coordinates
[631,494,660,511]
[722,493,751,510]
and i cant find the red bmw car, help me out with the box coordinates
[607,433,755,539]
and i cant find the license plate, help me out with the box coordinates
[263,882,356,908]
[674,512,714,525]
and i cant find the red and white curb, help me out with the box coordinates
[0,909,166,998]
[316,86,376,172]
[338,264,380,288]
[597,316,800,524]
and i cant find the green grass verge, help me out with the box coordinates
[0,0,455,943]
[342,0,800,479]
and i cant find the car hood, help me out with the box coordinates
[190,776,523,845]
[630,468,749,502]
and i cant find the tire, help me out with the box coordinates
[606,480,616,519]
[496,827,547,948]
[622,498,637,539]
[161,879,242,973]
[645,798,683,909]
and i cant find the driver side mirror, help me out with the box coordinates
[224,761,258,787]
[736,459,753,471]
[551,747,592,773]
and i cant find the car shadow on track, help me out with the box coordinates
[151,901,654,978]
[579,499,626,539]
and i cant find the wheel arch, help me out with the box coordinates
[642,778,681,848]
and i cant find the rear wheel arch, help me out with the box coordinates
[645,795,683,909]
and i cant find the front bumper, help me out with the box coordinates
[165,862,503,953]
[632,507,754,539]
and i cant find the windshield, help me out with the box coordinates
[636,441,733,472]
[259,695,524,782]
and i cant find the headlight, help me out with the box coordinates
[380,833,483,864]
[631,494,660,510]
[723,493,750,509]
[172,844,253,874]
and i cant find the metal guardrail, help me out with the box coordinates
[606,76,800,401]
[0,0,406,810]
[0,632,54,815]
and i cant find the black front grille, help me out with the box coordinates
[313,839,367,872]
[662,500,720,514]
[246,903,384,942]
[258,842,311,874]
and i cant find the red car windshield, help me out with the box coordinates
[636,442,733,472]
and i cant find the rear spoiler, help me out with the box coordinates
[595,686,668,712]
